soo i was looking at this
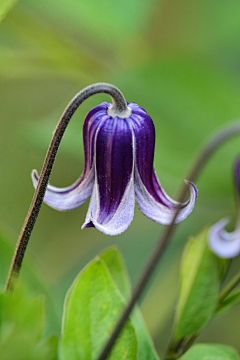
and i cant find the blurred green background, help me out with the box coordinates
[0,0,240,356]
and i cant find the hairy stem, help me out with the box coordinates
[97,121,240,360]
[5,83,129,292]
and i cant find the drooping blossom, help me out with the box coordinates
[208,157,240,258]
[32,102,197,235]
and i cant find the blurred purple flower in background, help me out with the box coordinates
[208,157,240,258]
[32,102,197,235]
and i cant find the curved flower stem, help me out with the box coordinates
[5,83,129,292]
[97,121,240,360]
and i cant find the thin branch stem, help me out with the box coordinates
[97,121,240,360]
[5,83,129,292]
[218,269,240,303]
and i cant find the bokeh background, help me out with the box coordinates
[1,0,240,356]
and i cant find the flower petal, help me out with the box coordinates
[129,102,197,223]
[31,167,94,211]
[82,116,135,235]
[135,167,197,224]
[130,106,177,209]
[82,175,135,235]
[208,218,240,258]
[31,103,109,211]
[82,103,109,174]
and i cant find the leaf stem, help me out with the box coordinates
[97,121,240,360]
[5,83,129,292]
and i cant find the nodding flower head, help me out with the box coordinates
[208,156,240,258]
[32,102,198,235]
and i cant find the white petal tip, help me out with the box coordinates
[208,218,240,259]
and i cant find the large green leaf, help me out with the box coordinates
[60,255,137,360]
[179,344,240,360]
[0,285,58,360]
[172,228,228,347]
[99,247,159,360]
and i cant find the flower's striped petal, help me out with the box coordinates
[82,116,134,235]
[129,102,197,223]
[130,105,177,209]
[82,174,135,235]
[208,218,240,258]
[82,102,109,175]
[31,167,94,211]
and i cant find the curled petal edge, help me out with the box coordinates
[208,218,240,259]
[31,168,94,211]
[135,167,198,225]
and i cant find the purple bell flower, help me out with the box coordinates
[208,156,240,258]
[32,101,197,235]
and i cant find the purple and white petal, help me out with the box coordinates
[130,105,180,209]
[82,175,135,235]
[31,104,109,211]
[135,167,197,224]
[208,218,240,258]
[129,102,197,224]
[82,116,135,235]
[82,103,109,174]
[31,167,95,211]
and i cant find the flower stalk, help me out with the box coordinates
[5,83,129,292]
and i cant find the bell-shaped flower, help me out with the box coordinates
[32,102,197,235]
[208,157,240,258]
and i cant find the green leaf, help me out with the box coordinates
[0,287,44,343]
[99,247,131,299]
[0,0,19,22]
[179,344,240,360]
[0,283,58,360]
[99,247,160,360]
[215,289,240,317]
[0,224,60,335]
[174,227,228,341]
[37,335,58,360]
[60,255,137,360]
